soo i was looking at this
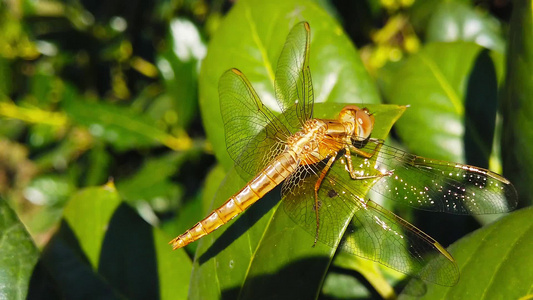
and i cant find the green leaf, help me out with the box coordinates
[85,143,111,186]
[387,42,499,167]
[409,0,471,32]
[62,184,192,298]
[189,103,405,299]
[62,86,181,151]
[63,182,121,269]
[325,251,399,299]
[20,174,75,236]
[28,72,64,107]
[501,0,533,207]
[401,207,533,299]
[155,18,205,128]
[98,204,191,299]
[116,152,187,209]
[0,198,39,300]
[154,227,192,300]
[28,123,62,149]
[199,0,380,173]
[426,2,505,53]
[191,1,400,297]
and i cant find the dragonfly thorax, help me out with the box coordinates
[286,119,328,165]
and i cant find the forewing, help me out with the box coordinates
[219,69,289,178]
[360,139,518,214]
[275,22,314,132]
[281,159,458,285]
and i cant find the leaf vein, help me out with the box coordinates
[479,218,533,298]
[419,53,464,115]
[244,6,275,86]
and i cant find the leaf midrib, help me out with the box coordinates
[419,52,464,116]
[478,214,533,298]
[245,6,276,87]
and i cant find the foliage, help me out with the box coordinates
[0,0,531,299]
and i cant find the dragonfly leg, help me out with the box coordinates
[313,155,337,246]
[348,139,384,159]
[343,145,393,180]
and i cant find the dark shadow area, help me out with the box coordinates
[28,203,160,300]
[27,220,121,300]
[319,265,385,300]
[464,49,498,168]
[413,210,478,246]
[26,0,161,97]
[221,256,331,300]
[398,278,428,299]
[98,203,160,300]
[198,187,281,264]
[331,0,380,48]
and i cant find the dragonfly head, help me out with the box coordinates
[339,105,375,141]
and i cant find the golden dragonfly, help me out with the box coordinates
[170,22,517,285]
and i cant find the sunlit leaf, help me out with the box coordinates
[63,182,121,269]
[387,42,498,167]
[20,174,75,238]
[426,2,505,53]
[199,0,380,173]
[154,18,205,128]
[34,198,192,299]
[85,144,111,186]
[401,207,533,299]
[154,228,192,300]
[60,183,192,298]
[98,204,176,299]
[409,0,471,32]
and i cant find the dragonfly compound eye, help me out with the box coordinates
[354,109,374,141]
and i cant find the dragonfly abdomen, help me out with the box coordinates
[169,151,297,250]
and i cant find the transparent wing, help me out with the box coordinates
[275,21,314,132]
[359,138,518,214]
[219,69,290,178]
[220,22,314,177]
[282,160,355,251]
[342,199,459,286]
[281,159,459,285]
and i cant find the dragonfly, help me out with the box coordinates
[169,22,517,286]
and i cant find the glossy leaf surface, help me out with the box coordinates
[387,42,499,167]
[199,0,380,173]
[47,184,192,299]
[190,103,405,299]
[401,207,533,299]
[63,183,121,268]
[426,2,505,53]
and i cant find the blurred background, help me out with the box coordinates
[1,0,531,299]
